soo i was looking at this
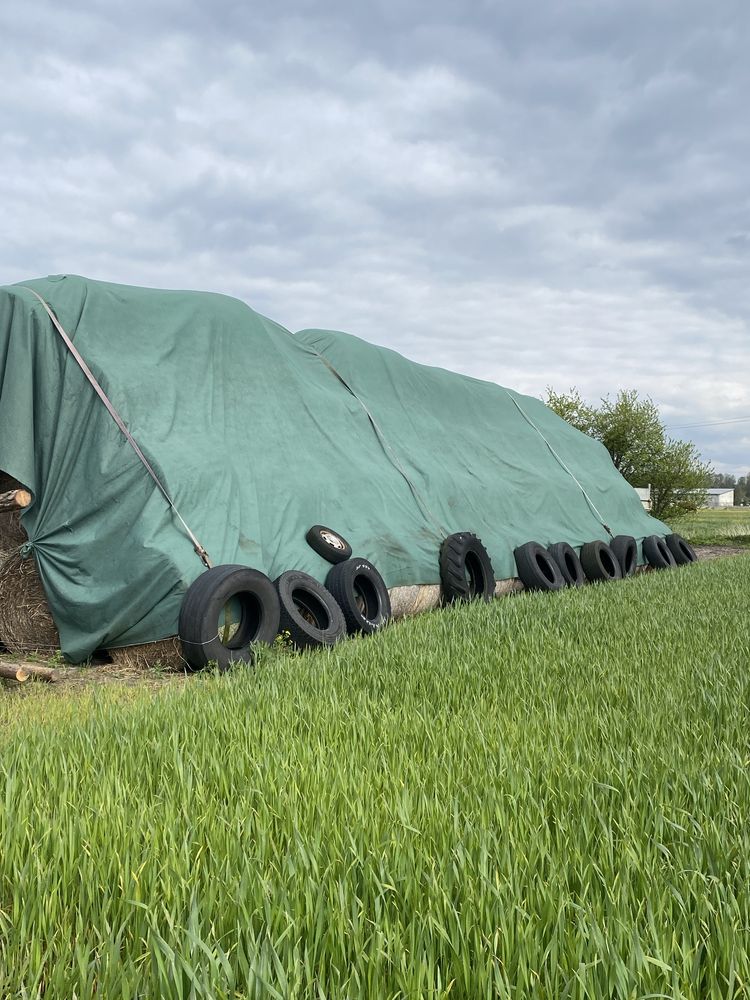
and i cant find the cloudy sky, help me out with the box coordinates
[2,0,748,475]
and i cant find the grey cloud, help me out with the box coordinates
[1,0,748,474]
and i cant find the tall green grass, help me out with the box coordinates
[674,507,750,547]
[1,556,750,999]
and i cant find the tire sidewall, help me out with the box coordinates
[547,542,585,587]
[643,534,676,569]
[610,535,637,576]
[514,541,566,591]
[580,541,622,582]
[326,558,391,634]
[305,525,353,565]
[665,533,697,565]
[440,533,495,602]
[275,570,346,647]
[179,565,280,670]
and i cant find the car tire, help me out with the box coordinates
[305,525,352,564]
[326,558,391,635]
[547,542,586,587]
[179,564,280,671]
[665,533,698,565]
[274,570,346,649]
[514,541,566,591]
[439,532,495,602]
[643,534,677,569]
[610,535,638,577]
[580,541,623,582]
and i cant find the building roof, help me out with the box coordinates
[706,488,735,495]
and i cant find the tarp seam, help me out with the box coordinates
[298,341,448,539]
[504,391,613,537]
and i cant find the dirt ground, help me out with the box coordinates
[692,544,748,561]
[1,544,747,693]
[1,656,191,693]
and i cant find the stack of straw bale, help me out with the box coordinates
[107,639,186,671]
[0,469,187,667]
[0,472,60,656]
[0,551,60,656]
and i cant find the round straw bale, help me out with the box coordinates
[107,638,187,671]
[0,551,7,651]
[388,584,442,618]
[0,551,60,656]
[0,511,26,553]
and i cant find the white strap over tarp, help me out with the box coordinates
[22,287,213,568]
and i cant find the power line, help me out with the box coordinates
[666,416,750,430]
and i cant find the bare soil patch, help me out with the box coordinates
[0,653,190,694]
[694,544,748,561]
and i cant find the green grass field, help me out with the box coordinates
[2,556,750,999]
[674,507,750,547]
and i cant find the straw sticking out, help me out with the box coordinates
[107,638,187,671]
[0,511,25,552]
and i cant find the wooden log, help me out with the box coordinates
[0,661,57,683]
[22,662,59,682]
[0,663,30,683]
[0,489,31,513]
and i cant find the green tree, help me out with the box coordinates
[544,387,596,436]
[711,473,737,488]
[737,475,749,505]
[544,387,712,521]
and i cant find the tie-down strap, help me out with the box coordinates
[22,287,213,569]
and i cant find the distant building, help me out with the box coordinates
[704,488,735,509]
[634,486,651,510]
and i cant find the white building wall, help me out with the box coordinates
[705,489,735,509]
[633,486,651,510]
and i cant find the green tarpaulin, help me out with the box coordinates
[0,275,668,661]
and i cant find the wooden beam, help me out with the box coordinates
[0,661,58,683]
[0,663,30,683]
[22,662,59,682]
[0,489,31,513]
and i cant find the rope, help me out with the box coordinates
[505,392,613,537]
[22,288,213,568]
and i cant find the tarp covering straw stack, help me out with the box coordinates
[0,469,185,667]
[0,275,672,666]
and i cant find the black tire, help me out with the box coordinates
[643,534,677,569]
[610,535,638,577]
[274,570,346,649]
[514,541,566,591]
[547,542,586,587]
[580,541,623,583]
[305,525,352,564]
[179,564,280,671]
[665,533,698,565]
[439,532,495,602]
[326,558,391,635]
